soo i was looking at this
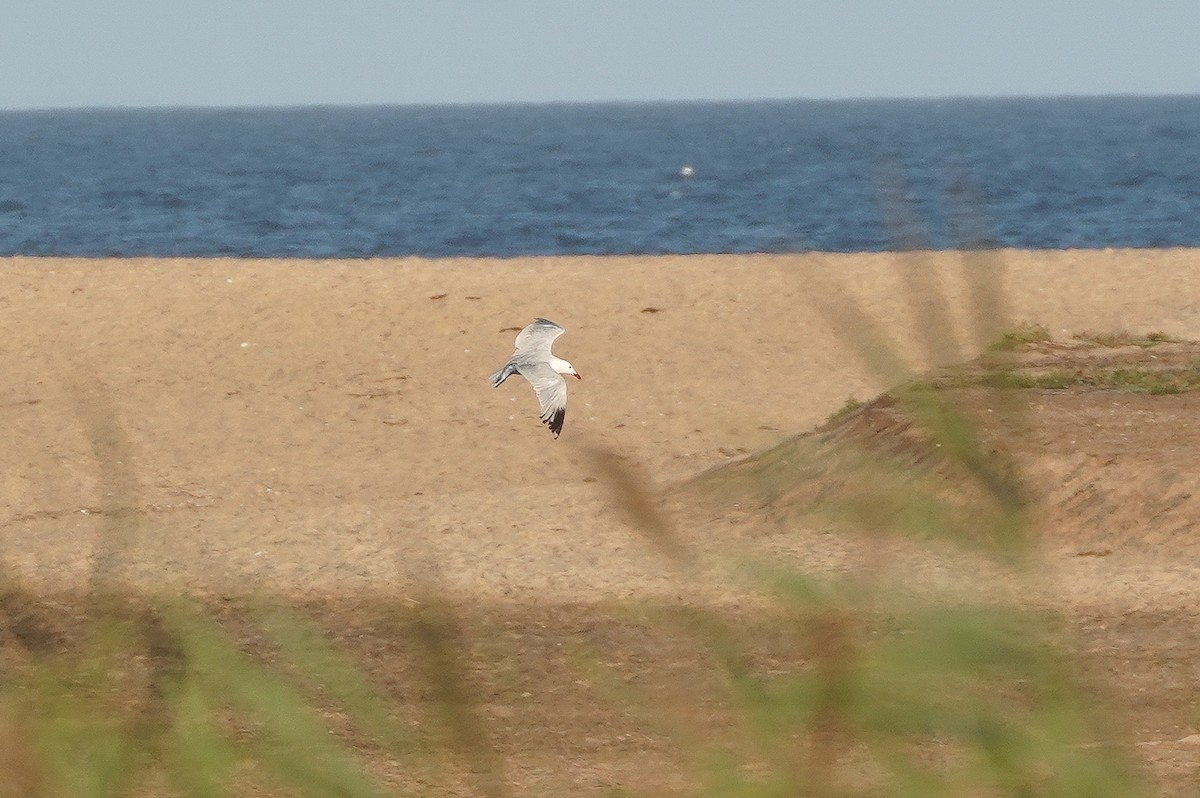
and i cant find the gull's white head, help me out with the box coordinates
[551,356,582,380]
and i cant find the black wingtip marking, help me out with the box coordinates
[544,407,565,438]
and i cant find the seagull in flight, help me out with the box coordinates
[488,318,581,438]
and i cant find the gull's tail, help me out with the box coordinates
[488,362,517,388]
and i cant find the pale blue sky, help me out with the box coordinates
[2,1,1197,109]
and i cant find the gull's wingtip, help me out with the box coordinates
[544,407,566,438]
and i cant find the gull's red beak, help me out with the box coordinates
[573,372,582,380]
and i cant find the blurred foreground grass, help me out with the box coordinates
[589,238,1148,796]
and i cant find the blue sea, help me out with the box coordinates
[1,97,1198,257]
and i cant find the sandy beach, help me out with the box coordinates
[3,249,1200,793]
[1,248,1197,593]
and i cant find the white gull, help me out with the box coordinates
[488,318,581,438]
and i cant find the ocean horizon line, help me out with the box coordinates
[4,91,1200,115]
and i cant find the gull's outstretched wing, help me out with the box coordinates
[517,361,568,438]
[514,318,565,355]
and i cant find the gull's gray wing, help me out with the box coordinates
[516,361,568,438]
[514,317,565,355]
